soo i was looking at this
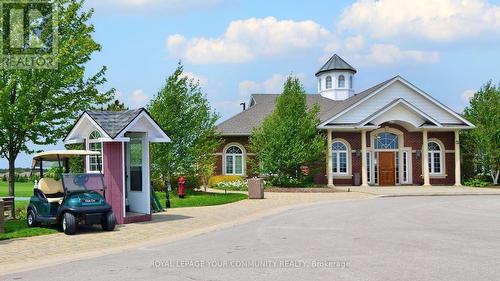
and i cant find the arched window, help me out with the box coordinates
[428,141,442,174]
[338,75,345,88]
[332,141,348,174]
[225,145,244,175]
[375,132,398,149]
[88,131,102,172]
[325,76,332,89]
[349,75,353,89]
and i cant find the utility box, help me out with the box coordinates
[248,178,264,199]
[354,173,360,186]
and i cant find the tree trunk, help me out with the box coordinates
[492,170,499,185]
[8,156,16,218]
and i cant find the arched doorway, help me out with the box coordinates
[369,127,411,186]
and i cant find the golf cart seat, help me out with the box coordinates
[38,178,64,203]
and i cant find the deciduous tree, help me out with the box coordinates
[250,77,325,186]
[0,0,112,204]
[462,81,500,184]
[148,63,220,188]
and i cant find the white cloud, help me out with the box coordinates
[129,89,149,107]
[180,71,208,87]
[338,0,500,41]
[322,36,439,65]
[461,89,476,102]
[238,73,308,97]
[167,17,334,64]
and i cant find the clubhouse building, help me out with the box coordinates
[216,54,474,186]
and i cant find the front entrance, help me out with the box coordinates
[378,152,395,186]
[124,132,150,215]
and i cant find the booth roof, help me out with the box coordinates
[85,108,143,138]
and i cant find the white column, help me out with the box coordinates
[361,130,368,187]
[422,129,431,186]
[327,129,334,187]
[454,130,461,186]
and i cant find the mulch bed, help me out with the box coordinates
[264,187,338,193]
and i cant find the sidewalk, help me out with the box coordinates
[0,191,371,276]
[333,185,500,197]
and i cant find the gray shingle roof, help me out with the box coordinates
[315,54,357,76]
[86,108,144,138]
[216,76,398,135]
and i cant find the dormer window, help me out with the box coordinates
[349,75,353,89]
[318,78,322,91]
[326,76,332,89]
[338,75,345,88]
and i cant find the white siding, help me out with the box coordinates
[334,81,462,124]
[371,104,426,128]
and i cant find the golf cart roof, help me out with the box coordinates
[33,150,100,161]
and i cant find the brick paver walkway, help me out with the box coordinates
[0,191,372,275]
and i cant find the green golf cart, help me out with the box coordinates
[27,150,116,235]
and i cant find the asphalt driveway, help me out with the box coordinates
[3,195,500,281]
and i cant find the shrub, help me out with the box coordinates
[208,175,244,188]
[214,180,248,191]
[45,167,63,181]
[464,178,491,187]
[152,175,202,192]
[268,175,313,187]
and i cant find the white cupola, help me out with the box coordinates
[316,54,356,100]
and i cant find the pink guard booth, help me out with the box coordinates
[64,108,170,224]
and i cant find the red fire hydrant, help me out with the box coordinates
[178,176,185,198]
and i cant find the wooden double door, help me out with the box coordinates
[378,152,395,186]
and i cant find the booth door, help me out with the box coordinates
[124,133,150,215]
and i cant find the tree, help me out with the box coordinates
[250,77,325,186]
[106,99,128,111]
[462,81,500,184]
[148,63,220,188]
[0,1,112,203]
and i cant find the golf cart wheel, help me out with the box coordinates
[101,211,116,231]
[62,212,77,235]
[27,209,40,227]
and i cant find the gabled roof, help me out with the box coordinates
[64,108,170,143]
[315,54,357,76]
[86,109,143,138]
[216,94,340,135]
[319,76,475,128]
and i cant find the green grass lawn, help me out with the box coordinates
[0,181,34,197]
[155,190,247,208]
[0,201,59,241]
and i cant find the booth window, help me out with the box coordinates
[88,131,102,172]
[225,145,244,175]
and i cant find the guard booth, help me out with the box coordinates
[64,108,170,224]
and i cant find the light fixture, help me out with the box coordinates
[416,149,421,159]
[356,149,361,157]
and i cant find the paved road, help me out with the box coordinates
[3,196,500,281]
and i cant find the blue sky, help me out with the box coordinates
[2,0,500,168]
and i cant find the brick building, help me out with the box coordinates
[216,55,474,186]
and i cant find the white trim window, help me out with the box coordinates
[224,145,244,175]
[326,76,332,89]
[88,131,102,173]
[375,132,398,149]
[338,75,345,88]
[332,141,348,174]
[428,141,442,174]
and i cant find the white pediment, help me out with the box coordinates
[321,77,474,129]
